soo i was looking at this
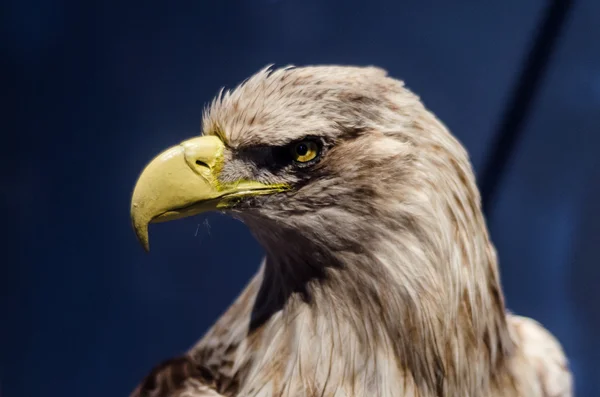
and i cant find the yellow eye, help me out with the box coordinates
[291,140,320,163]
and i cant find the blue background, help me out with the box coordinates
[3,1,599,396]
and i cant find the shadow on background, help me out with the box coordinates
[2,0,598,396]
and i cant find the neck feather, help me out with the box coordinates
[245,180,514,395]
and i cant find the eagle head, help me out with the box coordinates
[131,66,471,260]
[130,65,515,395]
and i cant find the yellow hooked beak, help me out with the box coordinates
[130,135,288,251]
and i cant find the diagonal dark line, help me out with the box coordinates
[479,0,575,216]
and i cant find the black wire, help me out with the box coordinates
[479,0,575,216]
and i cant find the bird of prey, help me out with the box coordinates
[129,65,572,397]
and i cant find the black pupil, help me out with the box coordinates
[296,143,309,156]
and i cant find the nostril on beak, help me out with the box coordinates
[181,135,224,173]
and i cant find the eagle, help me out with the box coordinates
[129,65,572,397]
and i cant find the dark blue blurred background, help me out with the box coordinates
[3,1,599,396]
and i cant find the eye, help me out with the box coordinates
[290,140,320,163]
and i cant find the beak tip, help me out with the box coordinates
[140,237,150,253]
[132,217,151,252]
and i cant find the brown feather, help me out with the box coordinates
[132,65,572,397]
